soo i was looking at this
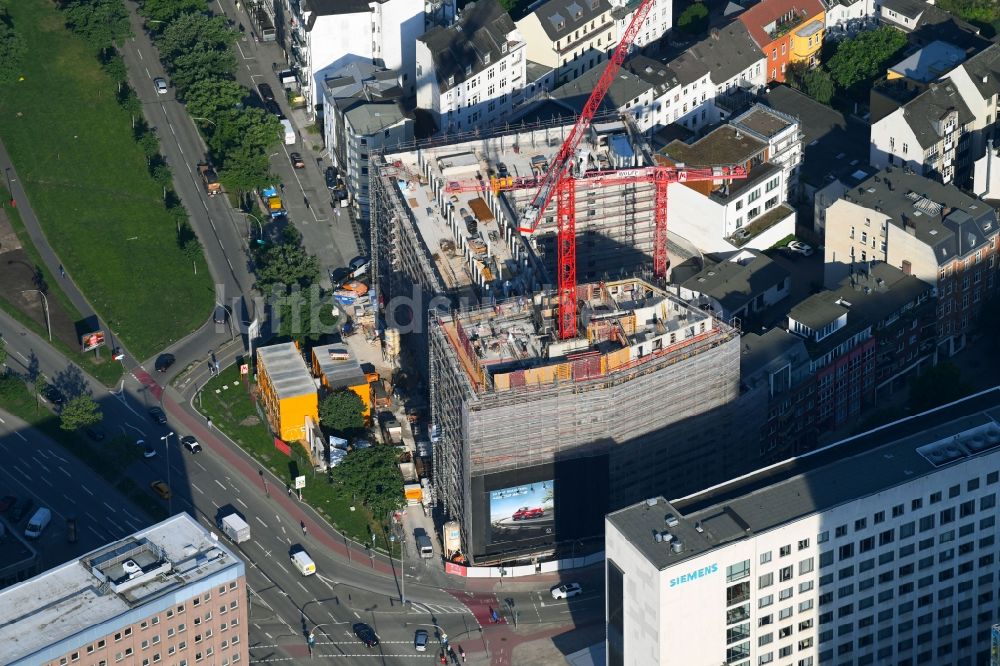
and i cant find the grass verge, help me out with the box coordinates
[197,365,391,550]
[0,374,167,520]
[0,0,213,359]
[0,188,123,386]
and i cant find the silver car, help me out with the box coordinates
[154,77,168,94]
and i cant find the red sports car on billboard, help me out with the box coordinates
[512,507,544,520]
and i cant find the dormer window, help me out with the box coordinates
[483,52,490,65]
[448,74,455,87]
[501,42,507,53]
[465,65,472,76]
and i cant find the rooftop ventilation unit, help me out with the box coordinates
[665,513,679,527]
[671,539,684,554]
[645,497,658,507]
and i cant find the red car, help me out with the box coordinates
[512,507,544,520]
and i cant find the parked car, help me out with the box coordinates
[10,497,35,523]
[0,495,16,513]
[149,406,167,424]
[66,516,77,543]
[325,166,338,189]
[512,507,544,520]
[414,629,428,652]
[787,240,814,257]
[353,623,379,648]
[143,445,158,458]
[155,353,175,373]
[290,152,305,169]
[551,582,583,600]
[265,100,283,117]
[85,427,105,442]
[42,385,65,406]
[154,77,168,94]
[257,82,275,102]
[182,436,203,454]
[349,255,368,272]
[151,480,171,500]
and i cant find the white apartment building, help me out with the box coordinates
[731,103,803,197]
[515,0,670,89]
[870,80,975,184]
[416,0,526,134]
[288,0,425,115]
[606,387,1000,666]
[322,62,414,218]
[822,0,876,31]
[942,43,1000,162]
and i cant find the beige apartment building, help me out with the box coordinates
[823,167,1000,355]
[0,514,248,666]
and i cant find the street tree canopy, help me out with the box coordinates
[157,13,236,64]
[61,0,131,52]
[59,394,103,431]
[184,77,247,121]
[141,0,206,27]
[0,2,26,85]
[676,2,709,35]
[333,446,404,516]
[255,227,320,293]
[319,390,366,433]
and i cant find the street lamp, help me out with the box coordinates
[389,519,406,607]
[244,212,264,244]
[217,303,236,342]
[20,289,50,341]
[160,431,174,515]
[191,116,216,126]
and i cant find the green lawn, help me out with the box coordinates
[197,366,390,550]
[0,374,166,519]
[0,188,123,386]
[0,0,213,359]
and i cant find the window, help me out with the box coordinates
[728,560,751,582]
[728,582,751,605]
[780,545,792,557]
[780,566,793,582]
[760,572,774,588]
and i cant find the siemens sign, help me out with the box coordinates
[669,563,718,588]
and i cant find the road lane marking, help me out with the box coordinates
[274,561,289,575]
[236,497,248,508]
[12,465,31,480]
[103,501,116,512]
[214,479,226,490]
[41,476,53,488]
[59,466,71,478]
[123,509,141,522]
[353,611,360,619]
[87,525,103,538]
[255,516,267,528]
[296,581,308,593]
[12,431,26,441]
[194,459,206,471]
[81,485,94,496]
[191,483,204,494]
[125,520,141,532]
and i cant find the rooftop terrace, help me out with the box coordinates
[437,278,721,395]
[661,125,767,168]
[0,514,243,665]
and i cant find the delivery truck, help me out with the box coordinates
[219,513,251,544]
[198,163,222,196]
[415,533,434,559]
[256,185,287,218]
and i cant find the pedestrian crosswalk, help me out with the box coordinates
[408,601,470,615]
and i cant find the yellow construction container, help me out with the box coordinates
[256,342,318,442]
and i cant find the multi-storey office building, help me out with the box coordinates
[0,514,248,666]
[607,387,1000,666]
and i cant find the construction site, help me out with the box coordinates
[365,0,766,564]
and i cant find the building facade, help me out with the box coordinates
[416,0,527,134]
[322,61,413,219]
[284,0,426,115]
[739,0,826,84]
[606,387,1000,666]
[0,514,248,666]
[256,342,319,442]
[823,168,1000,356]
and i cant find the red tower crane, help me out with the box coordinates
[444,0,748,340]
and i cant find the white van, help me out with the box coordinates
[291,550,316,576]
[25,507,51,539]
[280,118,295,145]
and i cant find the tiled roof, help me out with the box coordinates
[737,0,826,49]
[667,21,763,85]
[419,0,517,91]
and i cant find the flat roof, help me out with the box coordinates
[661,125,766,167]
[257,342,316,399]
[607,387,1000,571]
[730,105,796,140]
[0,514,243,665]
[312,343,367,390]
[888,40,967,82]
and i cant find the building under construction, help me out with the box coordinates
[369,123,760,563]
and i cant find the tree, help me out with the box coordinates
[676,2,709,35]
[826,26,908,91]
[0,2,26,85]
[59,394,103,431]
[254,227,320,293]
[0,336,6,370]
[274,287,341,345]
[802,68,835,105]
[333,446,404,516]
[319,389,366,433]
[210,106,281,160]
[183,77,247,121]
[61,0,131,52]
[33,375,46,410]
[157,13,236,65]
[218,146,272,202]
[908,362,974,414]
[168,47,238,93]
[140,0,206,26]
[936,0,999,26]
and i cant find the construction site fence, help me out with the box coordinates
[444,551,605,577]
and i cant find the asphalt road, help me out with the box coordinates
[0,306,479,664]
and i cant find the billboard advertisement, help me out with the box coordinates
[81,331,105,352]
[489,480,554,542]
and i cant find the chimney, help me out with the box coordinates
[886,178,893,191]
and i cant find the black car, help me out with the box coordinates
[66,517,78,543]
[325,166,338,189]
[258,82,275,102]
[85,427,105,442]
[42,385,65,406]
[290,152,305,169]
[149,406,167,425]
[181,436,203,454]
[265,99,283,117]
[155,353,176,373]
[352,623,379,648]
[10,497,34,523]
